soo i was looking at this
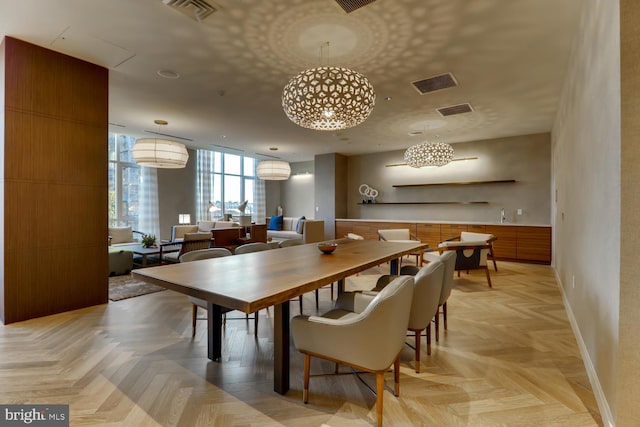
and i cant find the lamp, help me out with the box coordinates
[282,43,375,131]
[238,200,248,214]
[404,142,455,168]
[178,213,191,225]
[257,160,291,180]
[132,120,188,168]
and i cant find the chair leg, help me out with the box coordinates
[303,354,310,404]
[457,270,461,277]
[394,356,400,396]
[426,322,431,356]
[443,302,448,330]
[254,310,259,335]
[299,295,303,314]
[315,289,319,309]
[490,247,498,271]
[330,283,334,300]
[434,309,440,342]
[191,304,197,337]
[414,329,421,373]
[485,267,493,288]
[376,372,384,427]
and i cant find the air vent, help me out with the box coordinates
[333,0,377,13]
[411,73,458,95]
[144,130,193,141]
[162,0,217,22]
[437,103,474,117]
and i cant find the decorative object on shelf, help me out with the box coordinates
[141,234,157,248]
[178,213,191,225]
[358,184,379,203]
[404,141,454,168]
[317,242,338,254]
[357,201,489,205]
[257,160,291,180]
[132,120,189,168]
[282,42,375,131]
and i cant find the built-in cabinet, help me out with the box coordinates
[335,219,551,264]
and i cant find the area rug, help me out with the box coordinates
[109,274,166,301]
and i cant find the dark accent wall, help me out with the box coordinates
[0,37,108,324]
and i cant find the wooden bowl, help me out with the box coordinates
[317,242,338,254]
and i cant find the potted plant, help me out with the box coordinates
[141,234,157,248]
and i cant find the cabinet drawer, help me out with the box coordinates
[417,224,441,249]
[467,224,486,233]
[486,225,518,259]
[517,227,551,262]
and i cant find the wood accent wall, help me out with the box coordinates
[336,220,552,264]
[1,37,108,324]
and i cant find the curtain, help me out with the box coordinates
[254,178,266,224]
[138,166,160,239]
[196,149,214,221]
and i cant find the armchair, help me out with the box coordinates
[438,240,493,287]
[160,232,212,264]
[291,276,414,427]
[455,231,498,271]
[108,226,145,246]
[423,250,457,341]
[377,228,423,267]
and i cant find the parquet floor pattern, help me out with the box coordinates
[0,262,602,426]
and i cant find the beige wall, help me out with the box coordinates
[157,148,197,241]
[346,134,551,225]
[551,0,620,423]
[281,161,315,218]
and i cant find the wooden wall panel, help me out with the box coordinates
[516,227,552,263]
[441,224,468,240]
[486,225,518,259]
[416,223,441,249]
[1,37,108,324]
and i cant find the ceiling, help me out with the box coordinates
[0,0,584,162]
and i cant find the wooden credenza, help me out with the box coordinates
[335,220,551,264]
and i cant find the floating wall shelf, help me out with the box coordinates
[392,179,516,188]
[358,201,489,205]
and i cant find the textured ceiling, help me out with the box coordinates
[0,0,584,162]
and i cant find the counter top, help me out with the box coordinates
[335,219,552,227]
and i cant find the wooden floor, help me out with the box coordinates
[0,261,602,426]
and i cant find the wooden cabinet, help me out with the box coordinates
[486,225,518,260]
[416,223,441,249]
[335,220,551,264]
[516,227,551,263]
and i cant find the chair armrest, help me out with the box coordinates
[439,236,460,244]
[132,230,146,240]
[334,291,376,313]
[410,234,420,241]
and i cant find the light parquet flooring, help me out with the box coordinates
[0,261,602,426]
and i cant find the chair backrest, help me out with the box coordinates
[347,232,364,240]
[179,232,213,257]
[378,229,411,241]
[437,250,457,305]
[279,239,304,248]
[179,247,232,263]
[350,275,415,371]
[439,240,489,268]
[399,265,420,276]
[408,261,444,331]
[234,242,271,254]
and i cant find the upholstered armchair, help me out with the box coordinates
[377,228,423,266]
[161,232,212,264]
[423,250,457,341]
[438,240,493,287]
[453,231,498,271]
[291,276,414,427]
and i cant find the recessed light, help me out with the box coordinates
[154,119,168,125]
[269,147,278,151]
[385,96,392,101]
[408,131,423,136]
[157,69,180,79]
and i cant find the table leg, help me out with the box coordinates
[207,303,223,361]
[337,279,345,295]
[141,254,148,267]
[390,258,399,275]
[274,301,290,394]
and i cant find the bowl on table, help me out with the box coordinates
[317,242,338,254]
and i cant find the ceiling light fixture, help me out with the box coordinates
[132,120,189,168]
[282,42,375,131]
[404,142,455,168]
[256,160,291,180]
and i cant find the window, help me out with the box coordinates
[198,151,256,220]
[108,133,141,229]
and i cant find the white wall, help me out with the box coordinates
[281,161,315,218]
[551,0,620,423]
[347,133,551,225]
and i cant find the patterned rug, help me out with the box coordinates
[109,274,166,301]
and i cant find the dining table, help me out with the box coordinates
[132,238,428,394]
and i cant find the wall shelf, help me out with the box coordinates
[358,201,489,205]
[392,179,516,188]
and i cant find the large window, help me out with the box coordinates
[199,151,256,219]
[108,133,141,229]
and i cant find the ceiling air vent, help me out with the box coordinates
[333,0,377,13]
[411,73,458,95]
[162,0,217,22]
[437,103,474,117]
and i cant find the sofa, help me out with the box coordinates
[266,216,324,244]
[171,220,239,241]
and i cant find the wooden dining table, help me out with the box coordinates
[132,238,428,394]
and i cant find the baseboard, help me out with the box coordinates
[553,268,615,426]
